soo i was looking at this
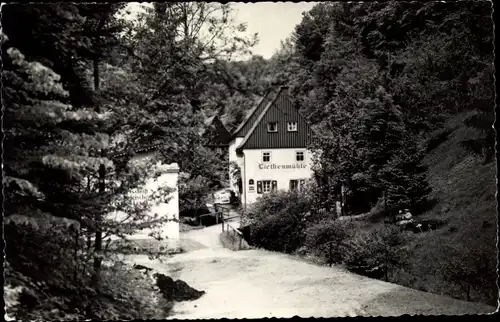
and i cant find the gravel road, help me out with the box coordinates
[129,221,496,319]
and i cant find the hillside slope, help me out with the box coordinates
[389,112,497,306]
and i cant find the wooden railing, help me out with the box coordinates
[222,220,244,250]
[199,212,223,226]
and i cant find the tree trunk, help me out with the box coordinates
[384,190,389,222]
[91,57,103,290]
[87,231,92,250]
[384,252,389,282]
[92,157,105,291]
[329,241,333,267]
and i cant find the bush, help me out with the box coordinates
[439,241,497,304]
[247,190,312,253]
[304,218,356,263]
[342,226,410,281]
[4,220,172,320]
[99,261,171,320]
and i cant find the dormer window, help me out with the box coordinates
[267,122,278,132]
[287,121,298,132]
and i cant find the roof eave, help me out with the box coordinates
[231,90,273,137]
[236,87,285,152]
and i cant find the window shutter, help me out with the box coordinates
[257,181,262,194]
[272,181,277,192]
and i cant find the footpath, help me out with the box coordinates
[128,218,496,319]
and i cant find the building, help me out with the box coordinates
[105,146,181,252]
[201,114,232,155]
[228,86,315,207]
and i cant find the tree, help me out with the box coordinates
[461,66,495,163]
[379,139,432,213]
[2,5,176,303]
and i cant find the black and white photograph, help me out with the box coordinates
[2,1,497,320]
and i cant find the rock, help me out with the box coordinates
[173,280,205,301]
[153,273,205,302]
[153,273,175,301]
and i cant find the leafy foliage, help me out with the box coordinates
[246,190,313,253]
[342,226,410,281]
[303,218,356,263]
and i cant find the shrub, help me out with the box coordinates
[99,261,171,320]
[247,190,312,253]
[342,226,410,281]
[304,218,356,263]
[4,219,172,320]
[439,241,497,304]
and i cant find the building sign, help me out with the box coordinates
[258,163,307,170]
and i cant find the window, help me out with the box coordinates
[290,179,305,191]
[249,179,254,185]
[258,180,277,194]
[296,151,305,161]
[216,147,222,154]
[262,152,271,162]
[267,122,278,132]
[287,121,298,132]
[262,181,271,193]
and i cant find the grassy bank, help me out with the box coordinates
[381,112,497,305]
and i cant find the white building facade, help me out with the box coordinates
[228,86,315,208]
[106,154,181,252]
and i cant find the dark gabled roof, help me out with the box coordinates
[202,115,232,146]
[236,86,313,152]
[235,90,280,152]
[231,90,273,138]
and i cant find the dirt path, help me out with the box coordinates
[128,221,496,319]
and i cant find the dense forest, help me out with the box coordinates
[2,1,496,319]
